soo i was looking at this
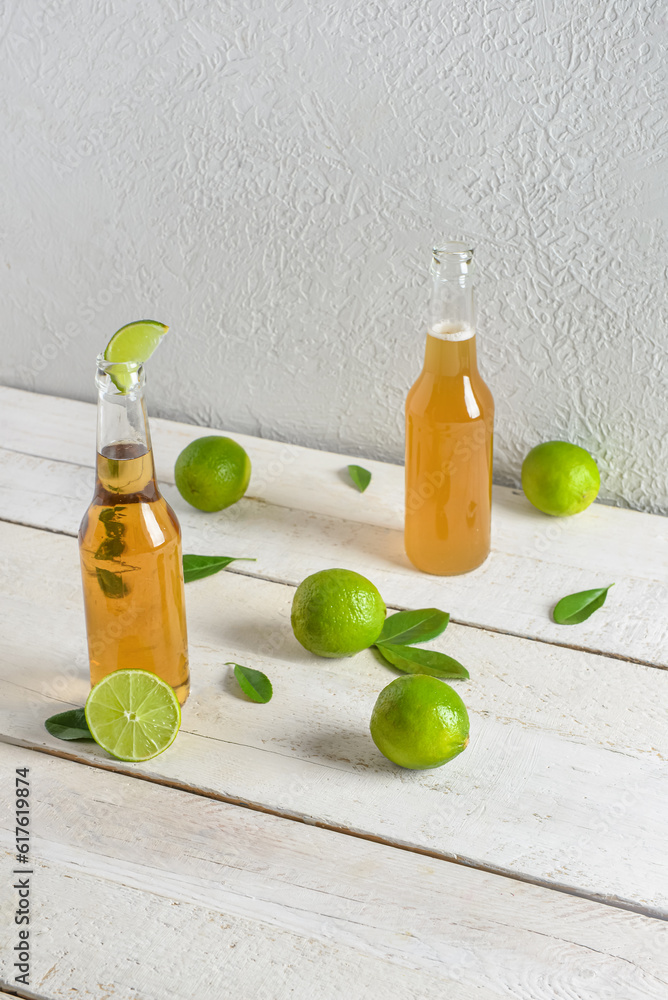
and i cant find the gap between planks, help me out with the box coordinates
[2,732,665,926]
[0,509,664,674]
[1,418,666,665]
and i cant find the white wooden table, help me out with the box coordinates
[0,385,667,999]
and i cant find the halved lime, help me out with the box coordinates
[104,319,169,365]
[85,669,181,762]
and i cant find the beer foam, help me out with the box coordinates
[429,321,475,341]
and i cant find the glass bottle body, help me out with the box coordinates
[405,244,494,575]
[78,361,190,704]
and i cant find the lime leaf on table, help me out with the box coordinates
[347,464,371,493]
[377,608,450,646]
[45,707,92,741]
[228,663,273,703]
[183,554,256,583]
[376,643,469,680]
[553,585,614,625]
[85,669,181,762]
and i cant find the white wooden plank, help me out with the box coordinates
[1,743,667,1000]
[3,865,466,1000]
[0,520,666,915]
[0,386,666,666]
[0,451,668,666]
[0,442,666,669]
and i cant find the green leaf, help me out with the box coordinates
[96,567,128,599]
[228,663,273,703]
[553,585,614,625]
[377,608,450,646]
[375,643,469,680]
[45,708,92,741]
[183,554,256,583]
[347,464,371,493]
[99,506,125,523]
[94,536,125,560]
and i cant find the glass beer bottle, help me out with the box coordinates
[405,243,494,575]
[78,357,190,704]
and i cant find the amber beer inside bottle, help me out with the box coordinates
[78,360,189,704]
[405,243,494,575]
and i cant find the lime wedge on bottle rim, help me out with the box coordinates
[103,319,169,365]
[85,669,181,762]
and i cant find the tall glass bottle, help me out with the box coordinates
[405,243,494,575]
[78,357,190,704]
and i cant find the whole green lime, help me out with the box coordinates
[521,441,600,517]
[291,568,386,658]
[174,436,251,512]
[370,674,470,770]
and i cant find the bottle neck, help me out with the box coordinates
[94,359,157,500]
[423,330,478,376]
[425,241,478,376]
[429,242,475,336]
[95,360,152,453]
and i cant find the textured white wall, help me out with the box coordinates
[1,1,665,511]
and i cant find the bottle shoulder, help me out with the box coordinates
[407,370,494,422]
[78,495,181,553]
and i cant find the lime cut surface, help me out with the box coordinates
[103,320,169,365]
[85,669,181,762]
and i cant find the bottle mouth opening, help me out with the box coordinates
[96,354,145,395]
[96,353,143,372]
[432,241,474,264]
